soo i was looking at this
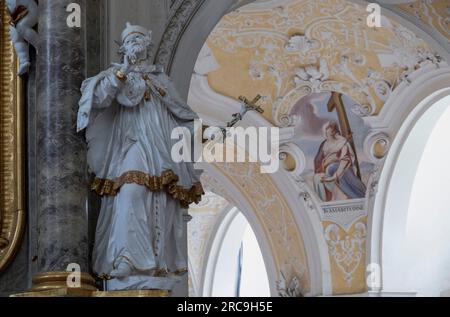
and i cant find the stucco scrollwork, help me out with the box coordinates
[324,221,367,287]
[204,1,440,126]
[364,132,391,162]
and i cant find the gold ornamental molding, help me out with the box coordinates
[31,272,98,292]
[12,289,170,298]
[0,0,26,273]
[11,272,170,297]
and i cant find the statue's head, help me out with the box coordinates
[118,22,153,64]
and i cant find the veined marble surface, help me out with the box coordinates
[35,0,89,273]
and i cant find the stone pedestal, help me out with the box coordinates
[35,0,90,284]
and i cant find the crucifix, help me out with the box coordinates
[203,95,265,142]
[327,92,362,180]
[227,95,264,128]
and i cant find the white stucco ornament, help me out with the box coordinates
[6,0,38,75]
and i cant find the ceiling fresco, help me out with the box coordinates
[199,0,440,126]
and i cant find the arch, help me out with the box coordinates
[199,204,237,297]
[154,0,450,296]
[156,0,450,101]
[369,67,450,294]
[155,0,250,99]
[199,165,280,296]
[201,206,270,297]
[381,94,450,296]
[188,66,332,296]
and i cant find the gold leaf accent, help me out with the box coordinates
[92,170,204,208]
[0,0,26,272]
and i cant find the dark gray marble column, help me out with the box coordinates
[36,0,89,273]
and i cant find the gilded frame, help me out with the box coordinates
[0,0,26,273]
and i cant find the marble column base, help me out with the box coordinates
[31,271,97,292]
[10,271,97,297]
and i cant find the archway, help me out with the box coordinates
[153,0,450,297]
[377,94,450,296]
[201,207,270,297]
[197,162,313,296]
[368,67,450,296]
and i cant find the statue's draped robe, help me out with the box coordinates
[78,65,203,285]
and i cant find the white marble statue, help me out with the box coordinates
[6,0,38,75]
[77,23,204,291]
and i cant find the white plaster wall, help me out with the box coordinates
[205,210,270,297]
[239,226,271,297]
[382,95,450,296]
[210,212,248,297]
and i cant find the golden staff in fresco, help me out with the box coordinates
[327,92,362,180]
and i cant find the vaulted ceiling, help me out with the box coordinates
[187,0,450,297]
[395,0,449,43]
[193,0,443,126]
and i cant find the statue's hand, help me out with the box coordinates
[77,103,91,132]
[120,55,132,75]
[112,56,132,76]
[77,111,89,132]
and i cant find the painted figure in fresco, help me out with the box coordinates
[77,23,203,291]
[6,0,38,75]
[313,121,366,202]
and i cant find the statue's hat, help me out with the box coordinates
[121,22,152,43]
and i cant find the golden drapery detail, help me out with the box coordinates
[92,170,204,208]
[6,5,29,27]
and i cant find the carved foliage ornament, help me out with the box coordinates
[0,0,26,273]
[276,270,304,297]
